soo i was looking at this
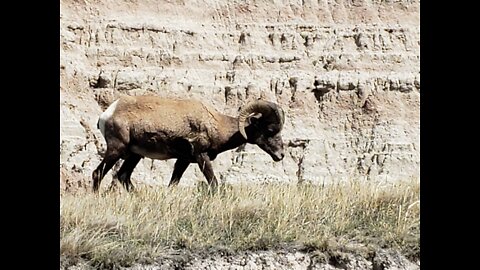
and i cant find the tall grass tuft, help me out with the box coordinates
[60,178,419,268]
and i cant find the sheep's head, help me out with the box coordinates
[238,100,285,161]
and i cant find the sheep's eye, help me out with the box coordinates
[266,128,276,136]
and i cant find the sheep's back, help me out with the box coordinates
[114,95,221,140]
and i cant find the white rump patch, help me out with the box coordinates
[98,99,119,136]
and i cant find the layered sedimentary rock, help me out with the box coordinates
[60,0,420,190]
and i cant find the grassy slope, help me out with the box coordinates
[60,179,419,268]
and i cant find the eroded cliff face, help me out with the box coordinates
[60,0,419,190]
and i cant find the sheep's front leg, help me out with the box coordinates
[168,159,190,187]
[195,153,218,187]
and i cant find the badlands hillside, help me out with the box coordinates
[60,1,420,269]
[60,0,419,191]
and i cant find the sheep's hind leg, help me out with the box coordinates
[116,153,142,192]
[195,153,218,188]
[168,159,190,187]
[92,152,121,192]
[92,139,126,192]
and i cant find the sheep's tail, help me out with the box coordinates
[98,99,119,137]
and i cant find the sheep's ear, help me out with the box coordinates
[247,113,262,125]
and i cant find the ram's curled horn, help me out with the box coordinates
[238,100,284,140]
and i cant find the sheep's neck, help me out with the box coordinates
[215,115,248,154]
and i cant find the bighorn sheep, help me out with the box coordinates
[92,95,285,191]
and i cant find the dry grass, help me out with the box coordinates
[60,178,420,268]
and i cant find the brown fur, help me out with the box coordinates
[92,95,285,192]
[107,96,236,158]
